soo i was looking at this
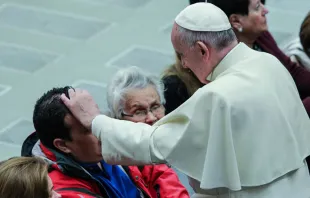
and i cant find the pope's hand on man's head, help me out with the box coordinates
[60,88,100,131]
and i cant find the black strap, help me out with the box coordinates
[56,187,103,198]
[121,166,131,176]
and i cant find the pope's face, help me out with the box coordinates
[171,23,212,84]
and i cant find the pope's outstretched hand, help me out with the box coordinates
[60,88,100,131]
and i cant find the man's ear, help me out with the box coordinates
[229,14,243,30]
[196,41,209,60]
[53,138,71,154]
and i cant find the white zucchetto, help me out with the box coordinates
[175,2,231,32]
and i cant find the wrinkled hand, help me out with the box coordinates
[61,89,100,131]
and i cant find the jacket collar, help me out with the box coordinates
[21,131,38,157]
[207,42,249,81]
[22,131,96,181]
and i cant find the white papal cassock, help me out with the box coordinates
[92,43,310,196]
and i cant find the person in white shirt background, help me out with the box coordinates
[281,12,310,70]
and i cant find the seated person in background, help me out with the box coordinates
[0,156,61,198]
[105,66,191,197]
[281,12,310,70]
[300,12,310,118]
[21,86,145,198]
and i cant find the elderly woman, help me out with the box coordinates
[0,157,61,198]
[106,66,191,197]
[201,0,310,116]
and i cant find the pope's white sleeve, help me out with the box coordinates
[91,115,166,165]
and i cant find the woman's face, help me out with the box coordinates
[121,86,165,126]
[237,0,269,36]
[48,176,61,198]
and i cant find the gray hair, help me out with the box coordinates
[177,25,237,51]
[106,66,166,119]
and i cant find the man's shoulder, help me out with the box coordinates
[199,78,236,97]
[49,169,103,197]
[197,77,254,108]
[49,169,97,191]
[240,47,279,66]
[192,84,231,109]
[233,43,279,64]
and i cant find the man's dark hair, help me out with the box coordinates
[33,86,73,150]
[189,0,205,5]
[190,0,266,18]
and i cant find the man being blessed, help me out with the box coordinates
[61,3,310,197]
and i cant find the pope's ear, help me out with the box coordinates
[196,41,210,59]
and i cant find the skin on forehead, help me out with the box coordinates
[171,23,181,52]
[59,114,103,163]
[249,0,262,11]
[248,0,268,30]
[171,23,190,67]
[124,86,161,112]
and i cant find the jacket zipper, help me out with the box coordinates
[121,166,150,198]
[87,174,111,198]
